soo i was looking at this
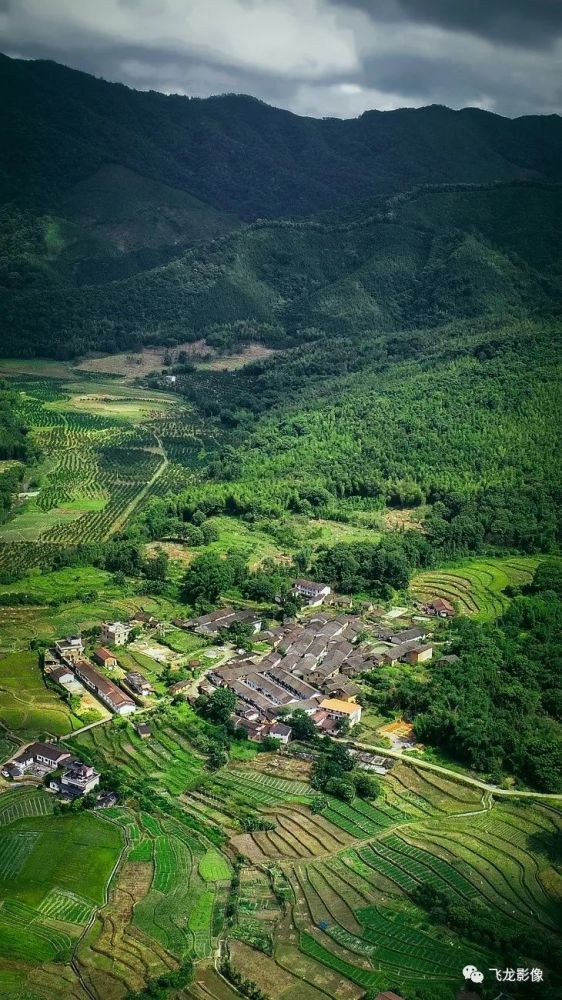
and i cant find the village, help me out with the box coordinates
[1,577,454,801]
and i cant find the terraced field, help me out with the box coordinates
[0,791,125,996]
[215,759,562,1000]
[75,715,205,799]
[0,375,200,548]
[411,555,545,619]
[0,651,82,736]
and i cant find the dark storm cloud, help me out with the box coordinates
[338,0,562,48]
[1,0,561,118]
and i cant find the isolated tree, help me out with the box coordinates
[204,687,236,724]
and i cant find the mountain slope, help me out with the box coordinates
[2,53,562,221]
[2,181,560,357]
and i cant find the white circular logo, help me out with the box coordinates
[462,965,478,980]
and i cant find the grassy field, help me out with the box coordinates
[0,569,183,650]
[0,651,82,737]
[0,795,123,986]
[411,555,549,619]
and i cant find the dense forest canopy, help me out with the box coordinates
[364,562,562,791]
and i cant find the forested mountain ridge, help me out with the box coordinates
[2,179,561,356]
[3,53,562,219]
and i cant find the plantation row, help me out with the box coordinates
[0,790,52,826]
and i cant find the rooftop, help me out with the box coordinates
[320,698,360,715]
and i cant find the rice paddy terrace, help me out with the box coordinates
[1,733,561,1000]
[411,556,545,619]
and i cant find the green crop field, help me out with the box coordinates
[0,793,123,982]
[411,555,547,619]
[0,375,195,549]
[76,714,205,798]
[0,651,82,736]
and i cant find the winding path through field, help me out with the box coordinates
[347,737,562,801]
[102,429,168,541]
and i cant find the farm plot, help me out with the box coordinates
[76,860,177,1000]
[0,789,52,826]
[0,832,40,878]
[411,556,542,620]
[38,888,95,925]
[211,769,312,808]
[0,805,123,977]
[132,819,219,959]
[0,376,179,546]
[0,651,82,736]
[77,717,205,799]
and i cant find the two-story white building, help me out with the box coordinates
[292,579,332,606]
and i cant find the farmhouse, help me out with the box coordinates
[136,723,152,739]
[423,597,455,617]
[49,665,75,685]
[319,698,362,725]
[185,607,262,637]
[50,761,100,797]
[125,671,153,696]
[402,644,433,664]
[389,627,427,644]
[93,647,118,669]
[2,742,71,778]
[169,678,191,695]
[292,578,332,606]
[101,621,132,646]
[54,636,84,662]
[129,611,159,627]
[73,659,136,715]
[261,721,292,744]
[95,790,118,809]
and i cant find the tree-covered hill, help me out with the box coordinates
[2,180,561,356]
[3,53,562,219]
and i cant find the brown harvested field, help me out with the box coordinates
[195,343,276,371]
[229,939,333,1000]
[274,910,362,1000]
[75,342,208,378]
[230,940,296,998]
[185,961,241,1000]
[232,803,354,862]
[76,862,176,999]
[230,832,270,863]
[250,755,311,781]
[305,865,366,934]
[145,540,195,565]
[383,507,428,532]
[13,960,90,1000]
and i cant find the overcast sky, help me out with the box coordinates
[2,0,562,118]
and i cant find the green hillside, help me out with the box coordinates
[2,181,562,356]
[2,54,562,219]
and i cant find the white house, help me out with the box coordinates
[50,761,101,797]
[293,579,332,606]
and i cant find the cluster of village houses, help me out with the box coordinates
[1,579,453,792]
